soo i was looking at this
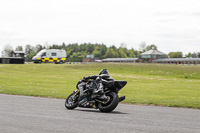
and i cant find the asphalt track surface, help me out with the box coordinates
[0,94,200,133]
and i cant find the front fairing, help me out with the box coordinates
[76,80,86,89]
[76,82,87,103]
[77,82,86,89]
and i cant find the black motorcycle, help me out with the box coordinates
[65,74,127,113]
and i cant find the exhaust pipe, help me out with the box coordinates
[119,96,125,102]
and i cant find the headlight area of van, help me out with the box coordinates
[32,56,42,63]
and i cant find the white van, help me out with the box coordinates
[32,49,67,63]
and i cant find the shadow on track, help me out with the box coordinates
[74,108,129,115]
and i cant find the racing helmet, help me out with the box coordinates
[99,69,109,75]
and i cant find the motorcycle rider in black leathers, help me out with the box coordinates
[83,69,109,95]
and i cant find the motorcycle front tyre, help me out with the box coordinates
[65,93,79,109]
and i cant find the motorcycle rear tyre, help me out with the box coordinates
[98,92,119,113]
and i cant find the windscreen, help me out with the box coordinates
[36,50,45,56]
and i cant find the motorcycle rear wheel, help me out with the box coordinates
[98,92,119,113]
[65,92,79,109]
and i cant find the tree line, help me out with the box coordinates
[32,43,141,62]
[2,43,200,62]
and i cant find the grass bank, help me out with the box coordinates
[0,63,200,109]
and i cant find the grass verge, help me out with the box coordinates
[0,63,200,109]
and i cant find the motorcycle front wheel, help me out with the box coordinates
[98,92,119,113]
[65,92,79,109]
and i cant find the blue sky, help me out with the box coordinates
[0,0,200,55]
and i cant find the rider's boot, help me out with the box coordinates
[93,82,104,95]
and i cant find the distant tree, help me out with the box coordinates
[191,52,198,58]
[100,44,107,57]
[15,43,146,61]
[186,52,192,58]
[3,44,13,57]
[127,49,136,58]
[79,51,87,58]
[25,44,36,62]
[92,50,101,58]
[134,50,141,58]
[35,44,43,52]
[65,49,73,58]
[94,45,100,51]
[168,52,183,58]
[109,45,117,51]
[26,52,37,62]
[15,46,23,51]
[86,43,94,53]
[118,48,127,58]
[71,52,78,58]
[66,43,80,53]
[184,52,200,58]
[62,42,66,48]
[146,44,158,51]
[104,48,119,58]
[177,52,183,58]
[25,44,36,55]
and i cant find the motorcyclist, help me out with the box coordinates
[83,69,109,95]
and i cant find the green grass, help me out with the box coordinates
[0,63,200,109]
